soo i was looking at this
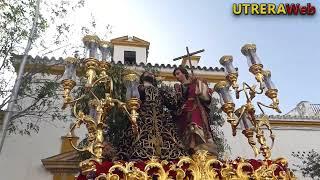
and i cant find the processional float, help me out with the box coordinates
[60,35,296,179]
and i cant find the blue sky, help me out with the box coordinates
[79,0,320,114]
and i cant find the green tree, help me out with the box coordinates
[208,96,230,158]
[292,150,320,179]
[0,0,97,137]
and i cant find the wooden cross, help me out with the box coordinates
[173,47,205,76]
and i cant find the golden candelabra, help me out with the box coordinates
[215,44,280,160]
[60,35,141,166]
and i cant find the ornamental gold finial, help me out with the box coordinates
[219,55,239,91]
[84,58,99,88]
[61,57,77,109]
[241,43,256,56]
[263,70,281,113]
[249,64,264,82]
[61,79,76,109]
[214,81,235,121]
[126,98,141,135]
[123,70,141,135]
[241,44,265,83]
[99,61,110,78]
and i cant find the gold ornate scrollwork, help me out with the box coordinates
[79,159,97,176]
[107,162,148,180]
[144,157,169,180]
[174,150,222,180]
[236,160,256,179]
[221,161,239,179]
[74,150,296,180]
[95,173,108,180]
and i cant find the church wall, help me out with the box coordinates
[0,120,72,180]
[223,124,320,179]
[113,45,147,63]
[0,78,87,180]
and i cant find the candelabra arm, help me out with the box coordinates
[91,75,113,94]
[236,106,245,118]
[90,89,100,101]
[66,125,93,153]
[236,83,252,100]
[106,77,113,94]
[240,82,263,101]
[265,89,281,113]
[122,104,131,116]
[83,116,97,132]
[239,82,264,95]
[235,106,245,127]
[257,102,268,114]
[67,95,86,107]
[119,103,139,135]
[109,98,136,123]
[73,102,79,119]
[92,75,108,86]
[232,106,246,136]
[68,135,92,152]
[242,129,259,157]
[72,102,97,133]
[69,120,80,132]
[73,101,84,120]
[113,99,139,133]
[257,115,275,149]
[92,75,111,87]
[258,81,264,93]
[111,98,127,110]
[257,101,281,115]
